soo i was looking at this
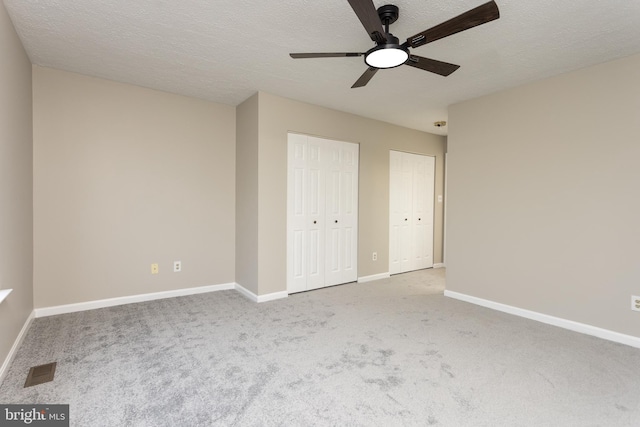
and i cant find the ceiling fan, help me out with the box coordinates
[290,0,500,88]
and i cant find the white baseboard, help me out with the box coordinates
[433,263,445,269]
[34,281,290,319]
[35,283,236,318]
[234,284,288,303]
[255,291,289,303]
[357,272,390,283]
[0,310,35,384]
[444,290,640,349]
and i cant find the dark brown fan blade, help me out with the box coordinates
[405,55,460,76]
[290,53,363,59]
[406,1,500,49]
[351,67,378,88]
[347,0,387,43]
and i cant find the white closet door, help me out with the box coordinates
[287,134,309,293]
[399,153,414,272]
[324,139,358,287]
[306,137,326,290]
[389,150,435,275]
[340,143,358,284]
[412,155,435,270]
[389,151,412,274]
[323,140,342,288]
[389,152,402,274]
[287,134,358,293]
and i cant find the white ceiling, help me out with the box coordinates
[4,0,640,136]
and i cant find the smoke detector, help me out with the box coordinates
[434,121,447,128]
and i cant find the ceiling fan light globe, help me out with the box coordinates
[365,45,409,69]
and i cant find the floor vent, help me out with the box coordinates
[24,362,57,388]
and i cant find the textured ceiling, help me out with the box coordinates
[4,0,640,135]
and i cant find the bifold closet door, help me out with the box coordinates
[287,133,359,293]
[288,134,323,293]
[389,151,435,275]
[323,141,358,287]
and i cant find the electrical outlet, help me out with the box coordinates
[632,295,640,312]
[151,263,159,274]
[372,252,377,261]
[173,261,181,273]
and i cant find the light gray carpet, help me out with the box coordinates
[1,268,639,426]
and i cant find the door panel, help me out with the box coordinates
[287,134,308,293]
[306,136,325,290]
[344,226,355,272]
[389,151,403,274]
[400,154,414,272]
[412,155,428,269]
[323,139,342,287]
[324,221,342,287]
[339,142,359,284]
[293,230,305,280]
[416,155,435,269]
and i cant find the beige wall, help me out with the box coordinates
[257,92,445,295]
[447,53,640,337]
[0,3,33,370]
[235,93,259,294]
[33,67,236,308]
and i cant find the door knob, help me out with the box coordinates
[418,218,421,221]
[313,220,317,224]
[335,220,338,223]
[404,218,408,221]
